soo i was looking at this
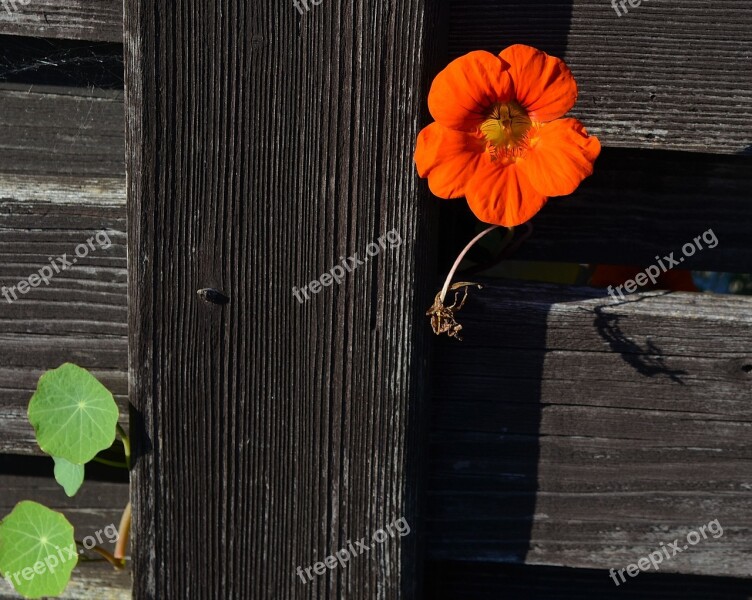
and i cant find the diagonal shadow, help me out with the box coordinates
[589,300,688,384]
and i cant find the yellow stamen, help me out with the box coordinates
[480,101,532,159]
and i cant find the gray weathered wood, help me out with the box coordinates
[0,85,124,178]
[449,0,752,154]
[0,0,122,43]
[124,0,441,598]
[427,280,752,577]
[0,475,130,599]
[0,562,130,599]
[0,175,127,455]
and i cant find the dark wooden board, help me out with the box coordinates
[427,280,752,577]
[448,0,752,154]
[0,176,127,455]
[0,0,122,43]
[0,85,124,177]
[0,474,130,599]
[124,0,442,598]
[425,562,752,599]
[0,38,123,89]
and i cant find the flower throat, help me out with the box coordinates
[480,101,532,159]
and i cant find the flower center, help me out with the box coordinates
[480,101,532,156]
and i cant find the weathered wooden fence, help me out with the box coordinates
[0,0,751,598]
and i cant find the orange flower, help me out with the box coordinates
[415,45,601,227]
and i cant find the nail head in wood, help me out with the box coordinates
[197,288,230,305]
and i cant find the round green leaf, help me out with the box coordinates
[0,501,78,599]
[52,457,85,498]
[28,364,119,464]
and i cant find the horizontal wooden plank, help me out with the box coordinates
[0,176,127,455]
[448,1,752,154]
[427,280,752,577]
[0,0,122,43]
[0,174,125,205]
[1,567,129,600]
[0,85,124,178]
[426,562,752,599]
[0,472,130,599]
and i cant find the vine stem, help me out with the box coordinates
[92,457,128,469]
[75,539,124,569]
[114,502,131,562]
[111,424,132,563]
[439,225,505,302]
[116,423,130,469]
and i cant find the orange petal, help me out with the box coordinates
[415,122,487,198]
[464,161,548,227]
[517,119,601,197]
[499,44,577,122]
[428,50,514,131]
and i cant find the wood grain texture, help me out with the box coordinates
[0,176,127,455]
[124,1,441,598]
[0,0,122,43]
[0,85,124,178]
[0,559,130,599]
[425,562,752,599]
[448,0,752,154]
[0,474,130,599]
[427,280,752,577]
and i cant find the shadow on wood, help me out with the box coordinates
[426,562,752,599]
[425,279,752,581]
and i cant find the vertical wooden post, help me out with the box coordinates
[125,0,442,597]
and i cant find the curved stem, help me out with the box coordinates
[92,456,128,469]
[114,502,131,562]
[75,539,124,569]
[116,423,130,469]
[459,222,530,278]
[439,225,503,302]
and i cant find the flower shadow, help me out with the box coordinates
[588,299,688,385]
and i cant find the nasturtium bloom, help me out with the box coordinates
[415,45,601,227]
